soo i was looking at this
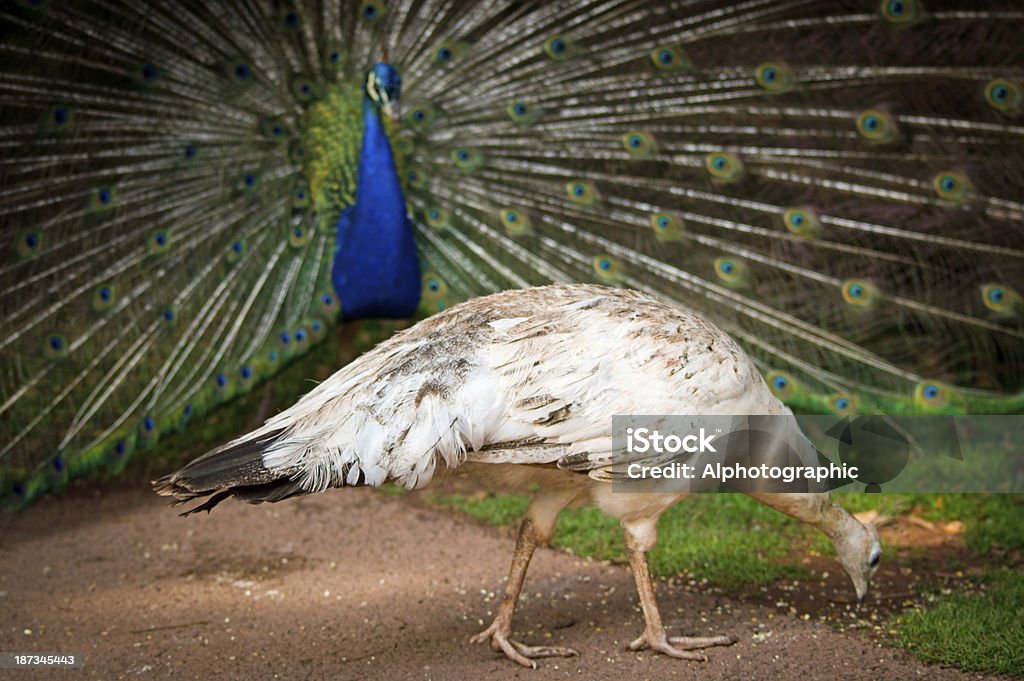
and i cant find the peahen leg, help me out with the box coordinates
[471,493,579,668]
[624,527,736,660]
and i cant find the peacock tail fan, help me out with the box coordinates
[2,0,1023,508]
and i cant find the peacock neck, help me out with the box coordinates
[327,94,421,319]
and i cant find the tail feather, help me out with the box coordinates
[152,429,307,514]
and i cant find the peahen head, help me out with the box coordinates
[833,517,882,602]
[365,63,401,119]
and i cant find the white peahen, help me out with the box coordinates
[0,3,1020,501]
[155,283,883,666]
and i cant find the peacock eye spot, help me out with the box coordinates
[183,403,192,416]
[144,417,155,431]
[280,331,291,344]
[164,308,174,321]
[284,12,298,27]
[940,176,956,192]
[269,351,278,361]
[301,84,311,94]
[993,86,1008,102]
[721,261,734,274]
[513,102,526,115]
[850,285,863,297]
[53,456,64,471]
[25,233,38,248]
[437,47,452,61]
[658,49,673,65]
[296,190,305,199]
[629,135,641,148]
[506,211,517,222]
[244,173,256,186]
[329,52,340,63]
[99,287,111,301]
[142,64,158,81]
[363,5,377,19]
[49,336,62,350]
[835,398,850,409]
[428,280,440,291]
[456,150,468,161]
[923,384,939,400]
[13,482,25,497]
[888,0,904,14]
[657,217,669,228]
[429,209,439,219]
[156,233,166,246]
[408,170,418,180]
[413,109,425,121]
[713,156,726,169]
[53,107,68,125]
[293,227,303,238]
[321,293,333,305]
[234,63,250,80]
[272,125,283,136]
[232,241,243,253]
[296,328,307,341]
[241,366,252,379]
[183,144,197,159]
[312,321,322,331]
[216,373,227,387]
[791,213,804,226]
[763,67,776,82]
[551,39,566,53]
[115,440,126,455]
[599,259,611,271]
[98,188,111,204]
[773,376,788,389]
[864,116,879,130]
[988,287,1005,303]
[573,184,585,196]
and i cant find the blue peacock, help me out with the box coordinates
[1,0,1022,508]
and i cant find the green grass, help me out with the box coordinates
[893,569,1024,677]
[427,491,807,589]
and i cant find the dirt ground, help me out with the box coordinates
[0,477,1000,681]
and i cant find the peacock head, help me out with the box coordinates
[366,62,401,119]
[834,517,882,602]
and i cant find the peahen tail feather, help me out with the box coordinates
[2,0,1023,508]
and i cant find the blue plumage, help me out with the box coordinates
[331,63,421,319]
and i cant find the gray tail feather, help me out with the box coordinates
[152,429,307,516]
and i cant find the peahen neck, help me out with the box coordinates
[329,90,421,319]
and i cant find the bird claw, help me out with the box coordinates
[471,622,578,668]
[628,631,736,661]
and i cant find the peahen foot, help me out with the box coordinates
[471,619,578,669]
[628,629,736,661]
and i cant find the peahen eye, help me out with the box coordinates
[869,552,881,567]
